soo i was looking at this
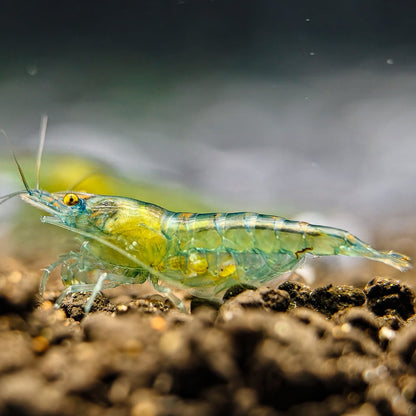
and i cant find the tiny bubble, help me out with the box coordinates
[305,18,311,22]
[309,52,315,56]
[386,58,394,65]
[26,64,38,76]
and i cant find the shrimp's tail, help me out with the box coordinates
[377,250,412,271]
[308,225,411,271]
[338,242,411,271]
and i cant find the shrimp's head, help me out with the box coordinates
[20,190,92,228]
[20,190,166,268]
[20,191,143,236]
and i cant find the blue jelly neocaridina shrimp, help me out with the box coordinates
[0,119,411,312]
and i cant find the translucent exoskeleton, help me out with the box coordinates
[0,118,412,312]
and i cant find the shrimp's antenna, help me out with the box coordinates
[0,191,22,206]
[36,114,48,190]
[0,129,31,194]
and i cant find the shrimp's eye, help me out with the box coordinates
[63,193,80,206]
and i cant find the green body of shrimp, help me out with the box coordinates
[20,189,411,312]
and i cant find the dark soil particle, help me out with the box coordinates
[278,281,368,317]
[61,293,116,321]
[218,287,290,321]
[222,284,258,301]
[365,278,415,321]
[1,258,416,416]
[309,284,366,317]
[278,280,311,309]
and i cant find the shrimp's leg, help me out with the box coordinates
[54,281,116,310]
[56,267,150,312]
[54,275,127,311]
[54,284,93,309]
[83,270,143,312]
[40,252,80,295]
[150,276,186,313]
[84,272,108,313]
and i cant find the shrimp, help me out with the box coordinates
[1,121,412,313]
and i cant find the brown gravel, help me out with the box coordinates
[0,257,416,416]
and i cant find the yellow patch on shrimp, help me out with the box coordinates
[167,255,186,271]
[218,263,236,278]
[187,250,209,274]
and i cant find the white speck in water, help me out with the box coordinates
[26,64,38,76]
[386,58,394,65]
[309,52,315,56]
[305,18,311,22]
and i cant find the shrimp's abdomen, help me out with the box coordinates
[160,213,310,291]
[160,212,410,293]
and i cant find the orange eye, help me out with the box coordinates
[63,193,80,206]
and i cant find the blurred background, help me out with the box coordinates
[0,1,415,283]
